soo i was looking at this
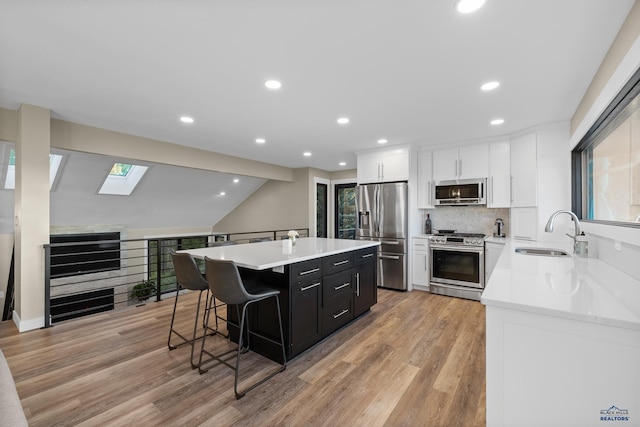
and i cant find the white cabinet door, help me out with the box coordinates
[412,238,430,287]
[488,140,511,208]
[510,133,537,207]
[357,151,382,184]
[432,148,459,181]
[380,148,409,182]
[511,207,537,241]
[485,241,505,282]
[433,144,489,181]
[417,150,434,209]
[459,144,488,179]
[357,148,409,184]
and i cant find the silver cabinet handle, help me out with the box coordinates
[414,243,426,247]
[424,254,428,272]
[491,176,494,204]
[333,260,350,266]
[356,272,360,297]
[334,282,350,291]
[333,309,349,319]
[454,159,458,177]
[510,176,514,202]
[459,159,462,177]
[300,282,321,292]
[361,253,374,259]
[299,267,320,276]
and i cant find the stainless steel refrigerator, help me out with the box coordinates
[356,182,407,290]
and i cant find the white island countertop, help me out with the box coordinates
[481,238,640,331]
[179,237,380,270]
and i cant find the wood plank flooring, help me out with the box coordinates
[0,289,485,426]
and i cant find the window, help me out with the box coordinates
[335,183,356,239]
[316,182,328,238]
[98,162,148,195]
[109,163,133,177]
[4,148,63,190]
[573,67,640,226]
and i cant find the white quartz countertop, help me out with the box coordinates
[179,237,380,270]
[481,238,640,330]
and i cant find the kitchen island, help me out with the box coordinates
[481,239,640,427]
[182,238,380,361]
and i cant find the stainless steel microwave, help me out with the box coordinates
[433,178,486,206]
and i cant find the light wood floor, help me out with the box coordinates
[0,289,486,426]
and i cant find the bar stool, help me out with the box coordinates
[198,257,287,399]
[168,252,224,368]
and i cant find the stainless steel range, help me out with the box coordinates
[429,232,485,301]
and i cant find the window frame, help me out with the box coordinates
[571,65,640,229]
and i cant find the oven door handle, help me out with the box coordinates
[430,244,484,254]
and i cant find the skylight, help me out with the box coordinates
[99,162,148,195]
[4,148,63,190]
[109,162,133,177]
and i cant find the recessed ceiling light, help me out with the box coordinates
[339,162,346,166]
[180,116,194,123]
[337,117,350,125]
[481,81,500,91]
[490,118,505,125]
[255,138,266,144]
[265,80,282,89]
[219,191,226,196]
[233,178,239,183]
[377,139,388,144]
[456,0,485,14]
[303,152,312,157]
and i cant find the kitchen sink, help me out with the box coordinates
[514,247,570,257]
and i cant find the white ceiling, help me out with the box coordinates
[0,0,634,172]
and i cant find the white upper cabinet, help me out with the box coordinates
[357,147,409,183]
[510,133,538,207]
[488,140,511,208]
[432,144,488,181]
[417,150,434,209]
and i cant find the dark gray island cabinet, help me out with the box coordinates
[238,245,378,361]
[182,238,379,362]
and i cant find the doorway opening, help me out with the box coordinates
[335,183,356,239]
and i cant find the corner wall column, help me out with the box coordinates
[14,104,50,331]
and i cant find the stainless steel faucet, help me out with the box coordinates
[545,210,581,236]
[545,210,586,255]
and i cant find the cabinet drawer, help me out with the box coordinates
[322,252,353,276]
[323,270,353,305]
[353,246,377,266]
[290,259,322,284]
[322,298,353,336]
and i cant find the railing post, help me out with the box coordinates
[43,244,52,328]
[154,239,162,302]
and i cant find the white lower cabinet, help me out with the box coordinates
[412,237,430,289]
[486,306,640,427]
[511,207,537,241]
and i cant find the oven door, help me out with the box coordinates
[430,244,484,289]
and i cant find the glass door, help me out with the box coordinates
[316,182,328,237]
[335,183,356,239]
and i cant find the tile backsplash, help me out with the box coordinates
[422,207,510,236]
